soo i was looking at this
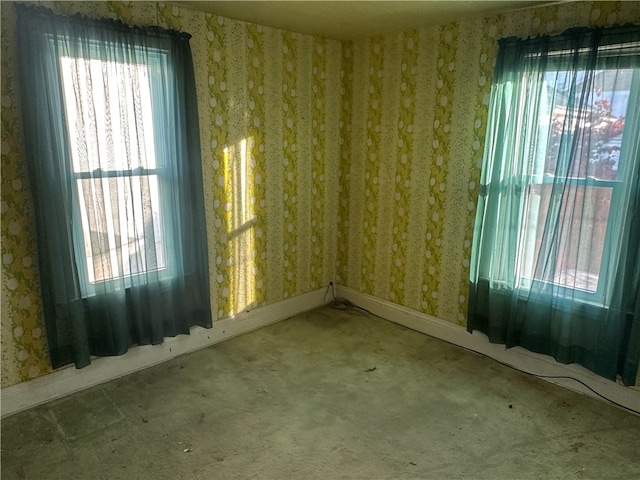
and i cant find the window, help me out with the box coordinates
[59,51,170,293]
[516,65,639,304]
[16,4,211,369]
[468,25,640,385]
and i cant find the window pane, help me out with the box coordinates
[61,52,168,287]
[518,66,635,295]
[60,55,158,172]
[519,183,612,293]
[538,69,632,181]
[77,174,166,283]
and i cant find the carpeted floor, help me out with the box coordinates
[2,305,639,479]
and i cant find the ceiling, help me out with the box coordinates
[170,1,565,41]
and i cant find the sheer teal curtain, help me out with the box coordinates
[468,25,640,385]
[15,5,211,369]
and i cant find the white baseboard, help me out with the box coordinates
[4,285,638,417]
[1,287,329,418]
[336,286,640,414]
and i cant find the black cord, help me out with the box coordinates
[327,282,354,310]
[323,282,332,304]
[476,354,640,416]
[331,298,640,416]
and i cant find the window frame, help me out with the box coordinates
[514,61,640,307]
[54,36,176,296]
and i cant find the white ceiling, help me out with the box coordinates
[171,1,564,40]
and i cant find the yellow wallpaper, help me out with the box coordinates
[336,44,353,285]
[340,1,640,328]
[2,1,640,388]
[0,1,343,387]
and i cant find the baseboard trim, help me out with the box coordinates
[1,288,329,418]
[336,286,640,414]
[4,286,638,417]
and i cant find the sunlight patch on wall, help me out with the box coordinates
[223,137,257,315]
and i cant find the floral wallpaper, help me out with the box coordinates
[2,1,640,389]
[339,1,640,330]
[336,44,353,284]
[0,1,342,387]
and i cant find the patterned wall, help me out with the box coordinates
[0,1,342,387]
[339,1,640,331]
[2,1,639,388]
